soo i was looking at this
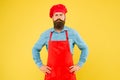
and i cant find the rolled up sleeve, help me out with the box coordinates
[32,33,46,68]
[73,31,89,67]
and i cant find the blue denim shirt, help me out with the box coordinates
[32,26,88,68]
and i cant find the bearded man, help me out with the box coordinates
[32,4,88,80]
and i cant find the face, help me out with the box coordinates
[52,12,66,30]
[52,12,65,21]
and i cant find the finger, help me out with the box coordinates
[70,67,75,73]
[46,69,51,74]
[47,66,52,70]
[69,66,74,69]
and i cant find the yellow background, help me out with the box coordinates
[0,0,120,80]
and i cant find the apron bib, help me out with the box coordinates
[44,30,76,80]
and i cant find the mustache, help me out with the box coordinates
[55,19,64,22]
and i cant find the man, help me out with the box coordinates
[32,4,88,80]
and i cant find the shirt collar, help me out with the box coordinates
[51,26,68,32]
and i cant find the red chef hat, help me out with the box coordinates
[49,4,67,18]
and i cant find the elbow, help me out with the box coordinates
[32,46,40,55]
[32,47,35,54]
[82,44,88,51]
[80,44,89,54]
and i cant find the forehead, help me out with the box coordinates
[53,12,64,15]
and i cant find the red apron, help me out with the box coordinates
[45,30,76,80]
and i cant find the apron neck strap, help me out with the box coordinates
[49,32,53,41]
[65,30,68,40]
[49,30,68,41]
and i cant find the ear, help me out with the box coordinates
[64,15,66,20]
[52,17,56,22]
[52,17,55,21]
[52,16,54,19]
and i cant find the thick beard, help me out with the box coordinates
[53,19,65,30]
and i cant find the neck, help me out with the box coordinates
[54,29,62,33]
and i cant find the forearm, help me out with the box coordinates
[32,47,43,67]
[77,46,88,67]
[32,34,46,68]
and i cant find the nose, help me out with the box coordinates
[58,14,62,18]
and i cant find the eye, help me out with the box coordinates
[60,14,63,16]
[55,14,58,16]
